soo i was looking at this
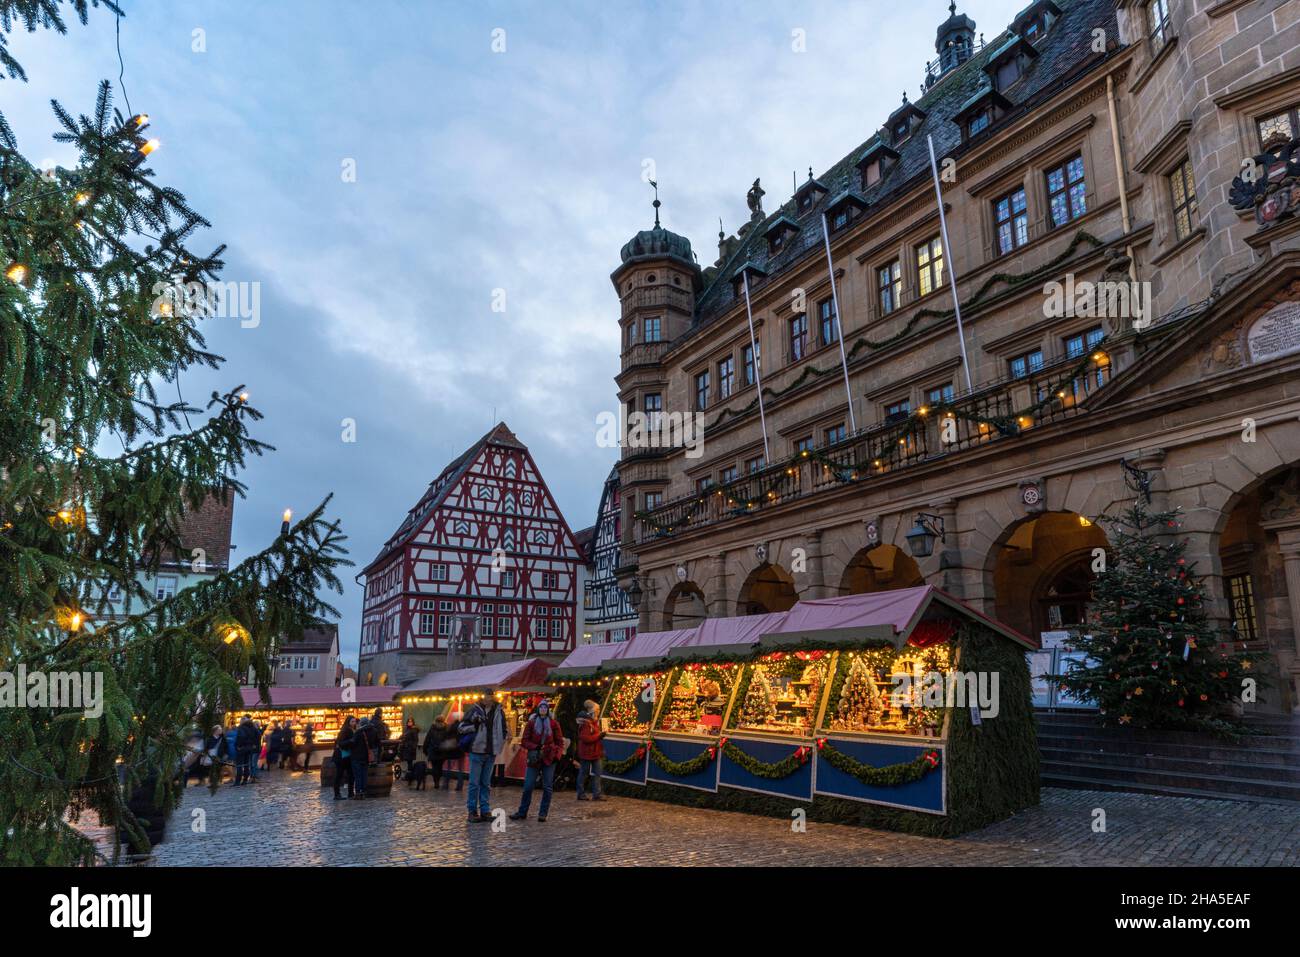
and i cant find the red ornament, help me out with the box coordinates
[924,750,939,768]
[816,737,827,750]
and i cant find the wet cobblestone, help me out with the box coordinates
[138,768,1300,867]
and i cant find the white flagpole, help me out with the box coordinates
[821,211,857,435]
[927,134,974,393]
[741,272,771,464]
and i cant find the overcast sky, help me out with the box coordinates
[6,0,1027,664]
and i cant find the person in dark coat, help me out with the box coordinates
[300,722,316,772]
[422,716,448,788]
[279,720,296,769]
[352,717,376,799]
[234,715,260,786]
[268,722,285,769]
[399,718,420,772]
[332,716,357,800]
[370,708,391,747]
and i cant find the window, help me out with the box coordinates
[927,384,954,406]
[154,575,178,601]
[746,455,766,474]
[694,371,710,411]
[1147,0,1170,52]
[832,207,850,230]
[497,616,511,637]
[437,613,452,637]
[625,322,636,347]
[534,618,548,640]
[968,109,991,137]
[1257,105,1299,147]
[719,465,738,485]
[824,424,846,446]
[1009,349,1045,379]
[863,159,882,188]
[500,570,516,589]
[643,316,661,342]
[916,236,944,297]
[994,187,1029,255]
[789,313,808,362]
[878,260,902,315]
[541,571,559,589]
[818,298,837,347]
[481,615,495,638]
[1064,326,1104,359]
[644,491,663,510]
[893,118,910,141]
[105,580,122,602]
[1046,155,1087,228]
[1169,157,1198,241]
[743,342,761,386]
[419,609,435,634]
[696,476,715,494]
[644,393,662,431]
[794,436,814,455]
[431,562,448,582]
[884,399,910,423]
[718,355,735,399]
[1226,573,1258,642]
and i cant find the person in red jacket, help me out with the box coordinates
[508,699,565,822]
[575,699,606,801]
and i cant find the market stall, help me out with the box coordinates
[224,686,402,759]
[396,658,556,781]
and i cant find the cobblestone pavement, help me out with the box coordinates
[138,768,1300,867]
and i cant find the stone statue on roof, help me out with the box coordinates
[747,178,765,222]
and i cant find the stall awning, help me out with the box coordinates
[759,585,1037,650]
[549,641,625,679]
[668,611,789,660]
[396,658,555,699]
[237,686,398,710]
[601,627,698,673]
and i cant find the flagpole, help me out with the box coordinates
[741,272,771,463]
[821,211,857,434]
[927,134,974,393]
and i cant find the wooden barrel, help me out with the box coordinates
[365,763,394,797]
[319,758,336,788]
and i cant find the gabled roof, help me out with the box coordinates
[396,657,555,697]
[366,421,526,572]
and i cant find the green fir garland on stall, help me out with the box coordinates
[720,740,810,779]
[648,741,716,777]
[816,741,941,787]
[603,745,647,775]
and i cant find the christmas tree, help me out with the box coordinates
[837,654,883,727]
[0,4,348,864]
[605,676,641,729]
[1051,502,1258,731]
[739,665,776,726]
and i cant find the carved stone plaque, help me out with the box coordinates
[1247,301,1300,364]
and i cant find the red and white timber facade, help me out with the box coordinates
[358,423,586,686]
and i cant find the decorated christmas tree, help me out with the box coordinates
[605,676,641,729]
[1051,502,1259,731]
[739,664,777,726]
[0,4,348,864]
[837,654,884,727]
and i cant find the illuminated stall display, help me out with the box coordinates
[726,651,832,738]
[823,641,952,737]
[224,687,401,749]
[653,663,738,736]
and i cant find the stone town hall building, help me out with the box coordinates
[612,0,1300,713]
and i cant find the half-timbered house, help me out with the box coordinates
[582,466,638,644]
[357,423,586,686]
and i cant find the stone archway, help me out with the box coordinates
[664,580,707,630]
[736,562,799,615]
[988,511,1110,639]
[839,544,925,595]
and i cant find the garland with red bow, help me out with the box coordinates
[603,744,647,775]
[648,741,717,776]
[816,739,941,787]
[720,739,812,779]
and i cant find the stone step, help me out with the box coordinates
[1034,718,1300,750]
[1037,733,1300,766]
[1039,746,1300,782]
[1039,759,1300,802]
[1038,770,1300,806]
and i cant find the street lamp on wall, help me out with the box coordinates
[905,512,946,559]
[624,577,643,609]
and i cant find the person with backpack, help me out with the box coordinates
[509,699,565,822]
[460,691,505,823]
[234,715,260,786]
[575,699,606,801]
[332,716,357,800]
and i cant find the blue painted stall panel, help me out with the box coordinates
[645,737,720,792]
[601,736,647,786]
[719,737,814,801]
[813,737,945,814]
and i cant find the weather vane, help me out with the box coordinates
[649,179,661,228]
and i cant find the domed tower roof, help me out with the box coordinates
[935,0,976,51]
[619,225,696,268]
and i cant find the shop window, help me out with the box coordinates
[994,187,1029,255]
[1226,573,1258,642]
[694,371,710,411]
[603,673,662,733]
[1257,105,1298,147]
[726,651,833,737]
[1169,157,1198,241]
[1046,155,1087,228]
[1148,0,1170,53]
[718,355,735,399]
[825,644,952,737]
[1009,349,1044,379]
[654,664,739,737]
[916,236,944,297]
[878,259,902,315]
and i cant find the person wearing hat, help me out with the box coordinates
[575,699,606,801]
[460,690,506,822]
[509,699,565,822]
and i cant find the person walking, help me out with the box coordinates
[300,722,316,772]
[421,716,448,789]
[460,691,505,822]
[509,699,565,822]
[279,721,296,769]
[352,717,376,799]
[399,718,420,774]
[332,716,357,800]
[234,715,260,786]
[575,700,606,801]
[199,724,225,785]
[267,721,284,770]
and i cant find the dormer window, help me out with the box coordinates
[856,142,899,192]
[969,109,991,137]
[763,215,800,254]
[832,208,850,230]
[794,175,828,214]
[983,35,1038,92]
[825,190,868,232]
[954,87,1010,142]
[893,118,911,141]
[1011,0,1060,43]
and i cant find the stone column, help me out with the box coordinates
[1128,448,1169,515]
[931,498,965,597]
[803,528,830,599]
[1261,523,1300,711]
[705,552,729,619]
